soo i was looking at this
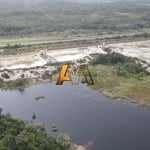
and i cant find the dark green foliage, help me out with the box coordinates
[0,114,73,150]
[1,73,10,79]
[133,33,150,38]
[4,44,22,49]
[15,79,26,86]
[2,78,26,88]
[41,71,52,80]
[115,63,149,78]
[123,63,145,74]
[0,78,28,89]
[91,53,150,77]
[91,53,134,65]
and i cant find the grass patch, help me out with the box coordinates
[0,78,29,89]
[89,65,150,102]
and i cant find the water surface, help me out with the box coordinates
[0,82,150,150]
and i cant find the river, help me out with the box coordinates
[0,82,150,150]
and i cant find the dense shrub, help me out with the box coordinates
[91,53,134,65]
[0,113,74,150]
[1,73,10,79]
[0,78,28,89]
[91,53,149,77]
[42,71,52,79]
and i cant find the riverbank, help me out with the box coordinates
[0,63,150,105]
[89,65,150,104]
[0,63,60,90]
[0,71,61,90]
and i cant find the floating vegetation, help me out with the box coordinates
[35,96,45,101]
[51,126,58,132]
[32,113,36,120]
[18,86,25,91]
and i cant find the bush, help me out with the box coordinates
[0,114,74,150]
[41,71,51,79]
[1,73,10,79]
[1,78,28,89]
[91,53,150,78]
[15,78,25,86]
[91,52,134,65]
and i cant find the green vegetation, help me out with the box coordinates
[91,53,149,78]
[0,0,149,50]
[0,112,76,150]
[91,53,135,65]
[90,53,150,102]
[0,78,28,89]
[0,67,59,89]
[1,73,10,79]
[41,71,52,80]
[0,32,149,50]
[0,0,150,39]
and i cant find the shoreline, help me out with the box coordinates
[0,72,150,107]
[89,64,150,105]
[0,60,150,105]
[0,76,54,91]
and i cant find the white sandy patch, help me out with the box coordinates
[0,46,104,70]
[0,40,150,71]
[75,146,87,150]
[0,60,46,70]
[47,46,103,62]
[111,42,150,64]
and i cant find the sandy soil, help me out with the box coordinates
[0,40,149,71]
[0,46,103,70]
[111,40,150,64]
[75,146,87,150]
[0,52,46,70]
[0,65,57,81]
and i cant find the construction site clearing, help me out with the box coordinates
[0,40,150,82]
